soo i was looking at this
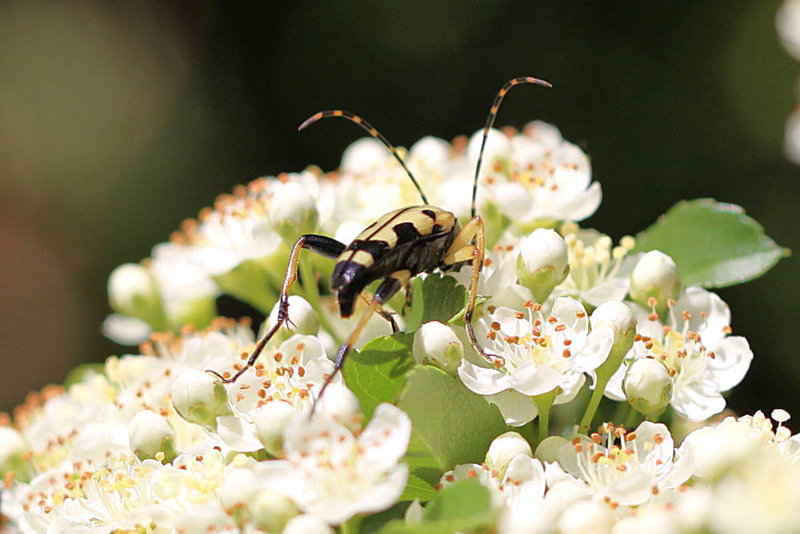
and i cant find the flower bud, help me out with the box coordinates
[486,431,532,474]
[108,263,166,328]
[622,358,674,417]
[129,410,176,463]
[265,295,319,342]
[630,251,679,315]
[0,427,28,482]
[172,370,231,430]
[269,182,319,244]
[249,489,300,532]
[534,435,569,464]
[516,229,569,303]
[590,301,636,379]
[255,401,296,456]
[282,514,335,534]
[412,321,463,374]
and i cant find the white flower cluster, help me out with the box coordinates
[442,412,800,534]
[0,116,781,533]
[0,319,410,532]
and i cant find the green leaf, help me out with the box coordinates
[397,366,506,501]
[380,479,496,534]
[632,198,789,288]
[342,333,415,419]
[405,274,467,332]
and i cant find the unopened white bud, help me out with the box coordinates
[534,435,570,464]
[0,427,27,481]
[315,383,362,434]
[269,182,319,243]
[129,410,176,462]
[590,301,636,379]
[486,431,532,474]
[255,401,296,456]
[266,295,319,340]
[282,514,335,534]
[108,263,165,325]
[172,370,231,430]
[623,358,674,417]
[516,229,569,303]
[412,321,463,374]
[630,251,680,314]
[249,489,300,532]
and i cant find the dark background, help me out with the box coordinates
[1,1,798,421]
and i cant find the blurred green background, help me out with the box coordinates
[1,1,797,420]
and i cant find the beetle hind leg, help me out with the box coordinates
[442,216,505,368]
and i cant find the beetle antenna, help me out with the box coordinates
[299,110,429,205]
[471,76,552,218]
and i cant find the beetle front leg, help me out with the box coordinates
[311,270,412,416]
[442,216,504,368]
[207,234,346,384]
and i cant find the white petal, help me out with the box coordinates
[706,335,753,392]
[671,379,725,421]
[458,360,511,395]
[485,390,539,426]
[509,363,563,396]
[358,404,412,471]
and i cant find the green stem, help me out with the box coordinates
[533,389,558,444]
[579,376,610,434]
[340,515,362,534]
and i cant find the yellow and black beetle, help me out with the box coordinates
[210,77,551,413]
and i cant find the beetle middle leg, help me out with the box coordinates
[311,269,412,415]
[442,216,504,368]
[207,234,346,384]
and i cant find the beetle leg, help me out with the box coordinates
[311,270,412,416]
[442,217,505,368]
[359,291,399,333]
[207,234,346,384]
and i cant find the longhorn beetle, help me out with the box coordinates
[208,76,552,414]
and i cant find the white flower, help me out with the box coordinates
[438,453,546,511]
[679,410,800,533]
[605,287,753,421]
[458,297,613,426]
[552,226,638,307]
[557,421,693,506]
[462,122,602,223]
[182,171,322,276]
[259,403,411,525]
[622,358,674,417]
[778,0,800,61]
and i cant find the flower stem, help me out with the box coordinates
[625,407,643,428]
[579,376,610,434]
[340,515,363,534]
[533,389,558,444]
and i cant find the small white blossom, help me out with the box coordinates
[605,287,753,421]
[458,298,613,426]
[557,421,693,506]
[629,250,680,313]
[259,403,411,525]
[462,122,602,224]
[552,226,638,307]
